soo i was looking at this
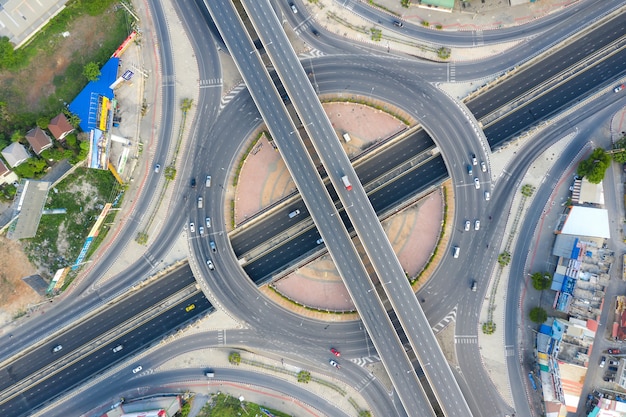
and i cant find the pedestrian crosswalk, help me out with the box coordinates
[455,335,478,344]
[199,78,222,88]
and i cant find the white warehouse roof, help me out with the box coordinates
[560,206,610,239]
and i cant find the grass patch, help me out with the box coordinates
[22,168,118,275]
[195,393,291,417]
[269,284,357,315]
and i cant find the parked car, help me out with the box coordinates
[609,360,619,366]
[608,348,621,355]
[331,348,341,357]
[609,366,618,372]
[600,356,606,368]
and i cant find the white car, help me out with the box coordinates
[329,359,340,368]
[471,154,478,165]
[207,259,215,270]
[474,220,480,231]
[480,161,487,173]
[316,238,324,244]
[199,226,204,236]
[474,178,480,189]
[290,3,297,13]
[113,345,123,353]
[205,175,212,187]
[206,217,211,228]
[154,164,160,173]
[189,222,195,233]
[52,345,63,353]
[484,191,491,201]
[132,366,143,374]
[615,84,625,93]
[464,221,470,231]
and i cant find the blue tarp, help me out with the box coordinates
[570,238,580,259]
[539,324,552,335]
[68,57,119,132]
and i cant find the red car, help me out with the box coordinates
[330,348,341,357]
[608,348,621,355]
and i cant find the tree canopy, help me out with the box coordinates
[576,148,611,184]
[529,307,548,324]
[531,272,552,291]
[612,136,626,163]
[83,62,101,82]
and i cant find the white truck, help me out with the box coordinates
[342,133,351,143]
[341,175,352,191]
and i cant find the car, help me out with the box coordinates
[205,369,215,378]
[132,366,143,374]
[615,84,625,93]
[464,221,470,231]
[600,356,606,368]
[290,3,297,13]
[484,191,491,201]
[474,220,480,231]
[609,366,618,372]
[471,280,477,292]
[467,165,473,176]
[189,222,195,233]
[331,348,341,357]
[52,345,63,353]
[207,259,215,270]
[329,359,340,368]
[185,304,195,312]
[312,29,320,37]
[608,348,621,355]
[154,164,160,173]
[316,238,324,244]
[191,178,196,188]
[471,154,478,165]
[604,376,615,382]
[206,217,211,228]
[393,20,404,27]
[205,175,212,187]
[197,196,203,209]
[210,241,217,253]
[474,178,480,189]
[609,360,619,366]
[453,246,460,258]
[113,345,123,353]
[199,226,205,236]
[481,161,487,172]
[289,209,301,218]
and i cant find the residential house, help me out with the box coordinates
[1,142,30,167]
[25,127,53,155]
[0,158,17,185]
[48,114,74,141]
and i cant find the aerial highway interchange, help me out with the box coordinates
[0,0,625,416]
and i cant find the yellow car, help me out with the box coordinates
[185,304,195,312]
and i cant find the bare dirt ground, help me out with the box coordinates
[0,236,40,329]
[0,12,118,111]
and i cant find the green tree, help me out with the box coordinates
[611,136,626,163]
[11,131,23,143]
[12,158,47,178]
[497,251,511,267]
[297,370,311,383]
[36,117,49,130]
[437,47,451,60]
[531,272,552,290]
[83,62,101,82]
[577,148,611,184]
[521,184,535,197]
[228,351,241,365]
[529,307,548,324]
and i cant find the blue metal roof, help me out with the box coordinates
[68,57,119,132]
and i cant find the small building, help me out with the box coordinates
[0,159,18,185]
[25,127,53,155]
[48,114,75,141]
[1,142,30,167]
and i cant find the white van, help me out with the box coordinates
[453,246,460,258]
[342,133,351,143]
